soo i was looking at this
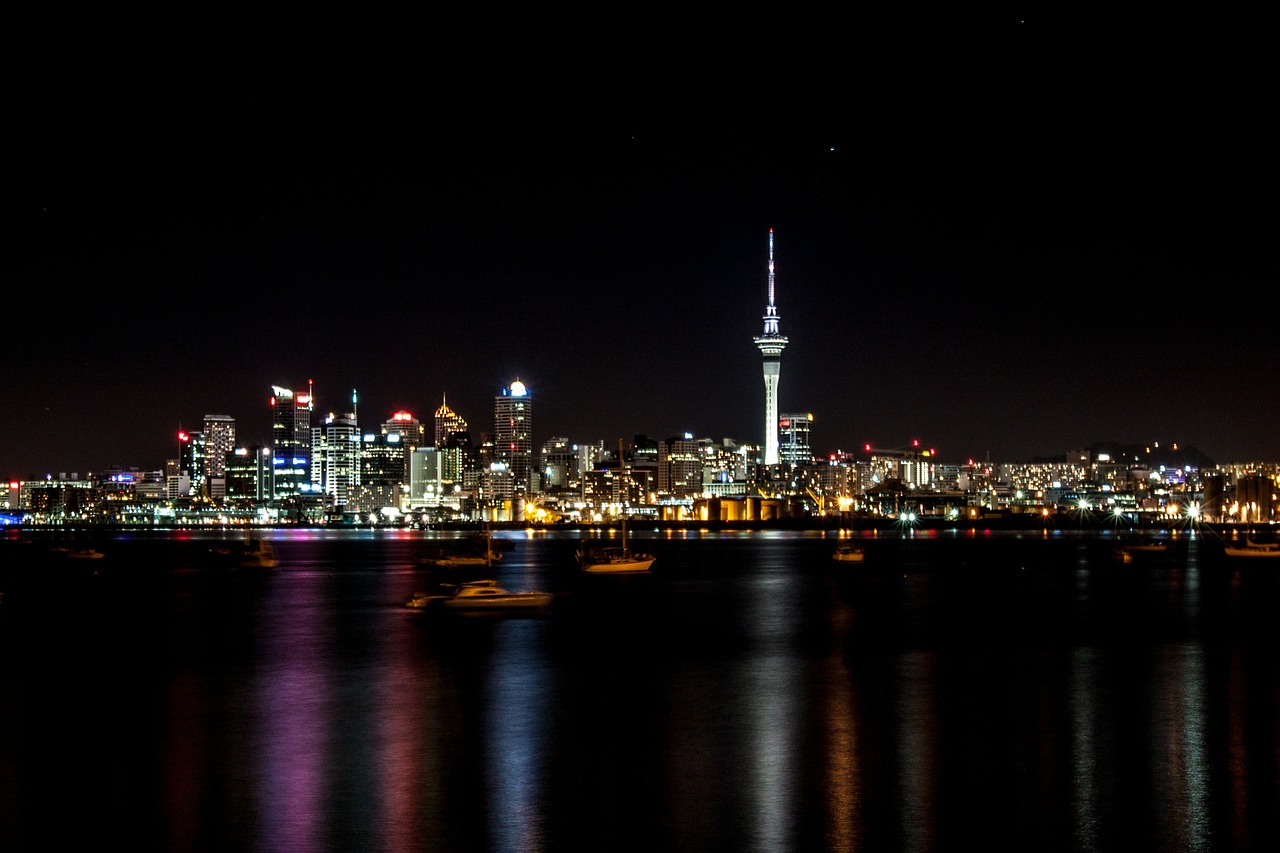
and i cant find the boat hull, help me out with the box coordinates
[581,557,655,574]
[442,593,552,611]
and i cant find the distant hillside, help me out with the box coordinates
[1030,442,1216,469]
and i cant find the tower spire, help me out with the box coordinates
[753,228,788,466]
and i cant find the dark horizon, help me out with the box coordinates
[10,34,1276,478]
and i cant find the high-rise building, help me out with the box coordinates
[779,413,814,466]
[202,414,235,496]
[435,395,469,483]
[494,379,532,496]
[753,228,787,465]
[225,446,272,503]
[434,394,468,447]
[176,429,201,497]
[313,410,360,512]
[539,437,577,492]
[660,433,705,498]
[270,384,313,499]
[383,410,426,449]
[358,432,407,513]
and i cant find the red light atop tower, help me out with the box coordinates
[912,439,920,447]
[178,431,189,443]
[864,444,872,452]
[393,411,413,422]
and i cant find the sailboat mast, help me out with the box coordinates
[618,438,628,557]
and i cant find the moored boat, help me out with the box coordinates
[408,579,552,613]
[578,518,654,574]
[1223,540,1280,559]
[832,543,865,563]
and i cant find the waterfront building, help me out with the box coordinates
[753,228,787,466]
[494,379,532,497]
[270,384,313,500]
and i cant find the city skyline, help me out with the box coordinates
[10,44,1276,477]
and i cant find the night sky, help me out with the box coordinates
[9,28,1277,478]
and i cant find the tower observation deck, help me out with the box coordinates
[753,228,788,465]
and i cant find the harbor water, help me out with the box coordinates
[1,528,1276,852]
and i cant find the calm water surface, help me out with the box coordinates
[1,528,1276,852]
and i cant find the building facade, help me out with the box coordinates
[270,384,313,499]
[778,413,814,466]
[494,379,532,497]
[313,411,360,513]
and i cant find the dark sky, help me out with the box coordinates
[8,26,1277,478]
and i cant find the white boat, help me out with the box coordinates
[578,518,654,574]
[832,543,865,563]
[1223,517,1280,559]
[1223,539,1280,559]
[438,580,552,612]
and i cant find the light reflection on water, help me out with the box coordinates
[0,529,1277,852]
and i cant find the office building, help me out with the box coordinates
[494,378,532,496]
[779,413,814,466]
[313,410,360,512]
[202,414,235,499]
[270,384,313,499]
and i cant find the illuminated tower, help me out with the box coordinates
[434,394,468,447]
[494,378,532,496]
[434,394,469,484]
[753,228,788,465]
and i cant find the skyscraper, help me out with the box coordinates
[313,409,360,512]
[270,384,313,499]
[202,414,236,494]
[779,413,814,466]
[434,394,468,447]
[753,228,788,465]
[494,378,532,496]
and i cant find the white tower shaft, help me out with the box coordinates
[753,228,788,465]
